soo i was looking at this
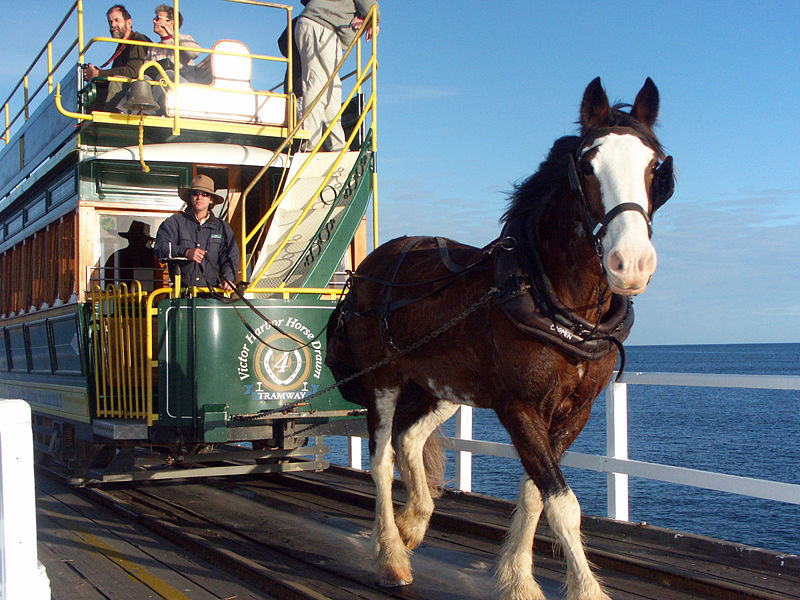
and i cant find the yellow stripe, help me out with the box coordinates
[40,507,194,600]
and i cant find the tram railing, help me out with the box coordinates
[86,282,154,421]
[340,372,800,522]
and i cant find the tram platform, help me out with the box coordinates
[35,475,272,600]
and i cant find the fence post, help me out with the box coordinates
[347,436,363,470]
[0,399,50,599]
[454,406,473,492]
[605,381,629,521]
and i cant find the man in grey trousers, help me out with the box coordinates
[295,0,379,151]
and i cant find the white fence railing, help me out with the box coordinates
[342,372,800,523]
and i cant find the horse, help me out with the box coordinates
[326,77,675,600]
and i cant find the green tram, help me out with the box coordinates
[0,1,377,483]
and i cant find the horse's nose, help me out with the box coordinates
[605,245,657,292]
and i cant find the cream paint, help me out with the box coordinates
[588,133,658,295]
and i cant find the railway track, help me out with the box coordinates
[37,463,800,600]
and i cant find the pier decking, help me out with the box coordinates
[34,465,800,600]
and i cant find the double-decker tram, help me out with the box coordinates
[0,0,377,483]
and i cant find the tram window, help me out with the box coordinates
[6,212,23,237]
[0,329,8,372]
[96,214,168,292]
[49,171,77,208]
[27,321,51,373]
[7,326,27,372]
[93,163,185,202]
[50,315,81,374]
[25,193,47,225]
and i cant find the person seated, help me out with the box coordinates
[145,4,201,81]
[82,4,152,112]
[153,175,239,291]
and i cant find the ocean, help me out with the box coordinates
[326,343,800,556]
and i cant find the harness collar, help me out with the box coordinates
[493,224,633,365]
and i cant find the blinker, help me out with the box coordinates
[650,155,674,213]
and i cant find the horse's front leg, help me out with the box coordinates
[495,476,546,600]
[370,386,412,586]
[394,399,457,549]
[498,407,610,600]
[544,486,610,600]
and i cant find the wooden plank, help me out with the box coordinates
[37,541,108,600]
[36,477,269,600]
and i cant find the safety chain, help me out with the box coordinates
[232,285,501,421]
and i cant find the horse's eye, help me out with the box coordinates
[581,162,594,176]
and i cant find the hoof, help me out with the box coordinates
[378,567,413,587]
[379,577,412,588]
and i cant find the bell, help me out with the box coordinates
[123,80,159,113]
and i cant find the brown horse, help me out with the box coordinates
[326,78,674,600]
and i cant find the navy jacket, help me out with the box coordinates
[154,209,240,287]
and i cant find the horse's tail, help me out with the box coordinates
[422,429,446,499]
[325,300,369,408]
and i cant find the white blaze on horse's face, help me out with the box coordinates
[588,133,658,295]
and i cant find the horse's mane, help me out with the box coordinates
[502,103,663,227]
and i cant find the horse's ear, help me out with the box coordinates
[631,77,660,128]
[580,77,610,131]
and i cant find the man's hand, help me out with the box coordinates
[219,279,234,291]
[83,63,100,81]
[350,16,379,41]
[185,247,206,263]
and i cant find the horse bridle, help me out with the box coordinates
[568,127,674,255]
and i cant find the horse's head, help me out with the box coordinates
[572,77,674,295]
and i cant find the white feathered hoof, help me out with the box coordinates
[378,565,413,587]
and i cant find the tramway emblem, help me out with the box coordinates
[235,317,324,406]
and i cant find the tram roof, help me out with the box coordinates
[91,142,289,168]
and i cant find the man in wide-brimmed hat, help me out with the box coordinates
[104,220,162,288]
[154,174,240,290]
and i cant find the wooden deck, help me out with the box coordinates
[33,465,800,600]
[36,476,272,600]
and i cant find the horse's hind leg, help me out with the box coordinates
[370,386,413,586]
[394,393,458,550]
[495,476,546,600]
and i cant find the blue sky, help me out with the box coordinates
[2,1,799,345]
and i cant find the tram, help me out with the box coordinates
[0,1,377,483]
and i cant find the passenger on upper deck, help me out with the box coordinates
[147,5,200,74]
[295,0,380,151]
[144,4,201,111]
[82,5,152,111]
[153,175,240,291]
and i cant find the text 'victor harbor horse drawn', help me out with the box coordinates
[326,77,675,600]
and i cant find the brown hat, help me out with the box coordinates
[178,174,224,205]
[119,220,154,240]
